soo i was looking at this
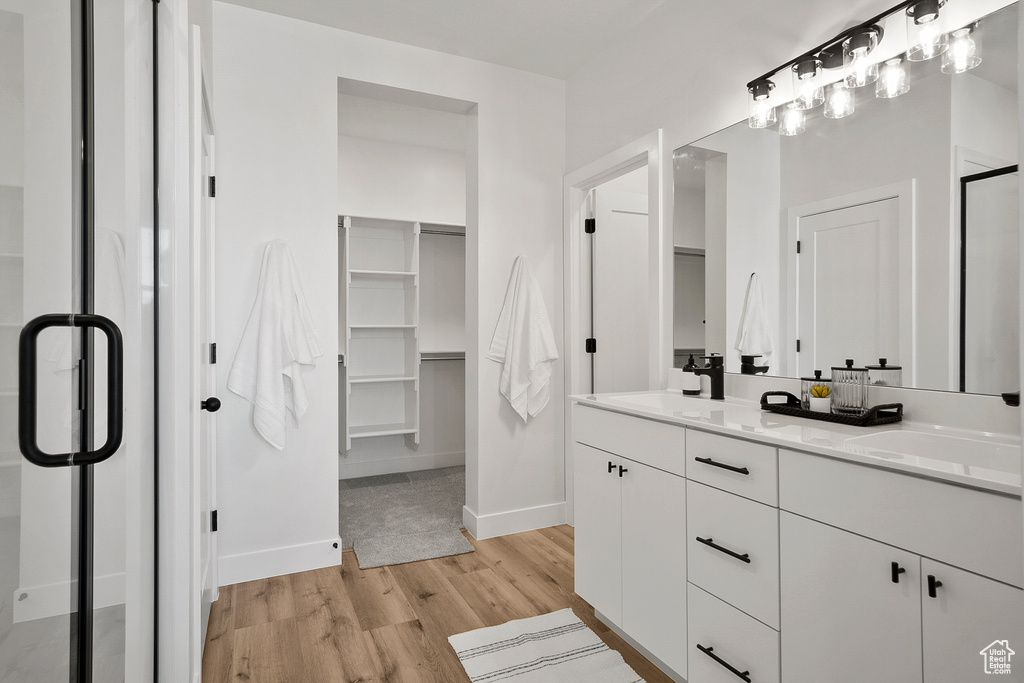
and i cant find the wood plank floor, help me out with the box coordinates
[201,525,676,682]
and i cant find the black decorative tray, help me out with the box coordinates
[760,391,903,427]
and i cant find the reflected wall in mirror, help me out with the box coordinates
[673,1,1019,395]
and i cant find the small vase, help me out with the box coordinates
[808,396,831,413]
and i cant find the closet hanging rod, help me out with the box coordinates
[422,351,465,361]
[420,228,466,237]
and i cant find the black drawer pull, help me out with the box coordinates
[928,574,943,598]
[694,456,749,475]
[697,644,751,682]
[696,536,751,564]
[891,561,906,583]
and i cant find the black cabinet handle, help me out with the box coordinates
[19,314,124,467]
[928,575,943,598]
[694,456,749,475]
[891,561,906,583]
[696,536,751,564]
[607,461,615,474]
[201,397,221,412]
[618,465,628,477]
[696,644,751,682]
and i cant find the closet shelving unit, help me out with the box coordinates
[341,215,421,450]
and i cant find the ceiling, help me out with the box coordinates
[217,0,667,79]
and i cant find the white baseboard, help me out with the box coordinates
[338,451,465,479]
[14,570,124,623]
[463,500,567,540]
[219,537,343,586]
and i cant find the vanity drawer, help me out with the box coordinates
[688,582,780,683]
[779,449,1024,587]
[687,480,780,628]
[572,403,685,476]
[687,429,778,505]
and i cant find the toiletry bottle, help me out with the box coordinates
[681,354,701,395]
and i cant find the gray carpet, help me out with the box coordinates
[339,465,474,568]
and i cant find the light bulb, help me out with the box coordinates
[793,58,824,110]
[876,58,909,98]
[906,0,948,61]
[747,80,776,129]
[779,103,806,136]
[942,26,981,73]
[824,82,855,119]
[844,28,880,88]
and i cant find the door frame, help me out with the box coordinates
[782,180,916,384]
[189,24,217,680]
[562,130,665,525]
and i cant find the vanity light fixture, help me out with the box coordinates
[942,24,981,74]
[824,82,855,119]
[747,79,777,129]
[792,58,825,110]
[876,57,910,98]
[844,26,882,88]
[745,0,991,136]
[779,102,807,136]
[906,0,948,61]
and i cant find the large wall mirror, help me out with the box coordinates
[673,0,1019,395]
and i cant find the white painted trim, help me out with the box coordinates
[13,572,124,623]
[219,539,344,587]
[462,501,567,540]
[783,180,916,384]
[949,146,1016,391]
[338,451,465,479]
[562,130,665,527]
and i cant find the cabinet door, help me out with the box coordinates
[922,558,1024,682]
[780,512,921,683]
[621,460,687,677]
[574,443,623,625]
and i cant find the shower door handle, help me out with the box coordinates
[19,314,124,467]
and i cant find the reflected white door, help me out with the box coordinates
[798,198,901,377]
[592,189,649,393]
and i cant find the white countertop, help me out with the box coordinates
[570,391,1022,497]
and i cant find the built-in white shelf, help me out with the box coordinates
[349,269,416,279]
[341,215,421,451]
[348,374,417,385]
[349,423,418,439]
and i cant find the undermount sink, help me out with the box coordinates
[601,391,711,413]
[845,429,1021,473]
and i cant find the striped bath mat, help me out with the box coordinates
[448,609,646,683]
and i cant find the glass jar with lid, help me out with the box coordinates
[831,359,868,415]
[800,370,832,410]
[866,358,902,387]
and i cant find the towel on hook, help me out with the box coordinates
[487,256,559,422]
[735,273,774,365]
[228,240,323,449]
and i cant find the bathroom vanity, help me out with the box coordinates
[570,391,1023,683]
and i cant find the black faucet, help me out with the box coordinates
[740,354,769,375]
[693,353,725,400]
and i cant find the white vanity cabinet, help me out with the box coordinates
[572,404,688,678]
[779,449,1024,683]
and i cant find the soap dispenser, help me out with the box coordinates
[681,354,701,395]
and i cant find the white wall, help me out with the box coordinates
[213,2,565,583]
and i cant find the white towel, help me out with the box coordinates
[487,256,559,422]
[228,241,323,449]
[734,272,774,365]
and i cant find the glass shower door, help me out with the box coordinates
[1,0,154,680]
